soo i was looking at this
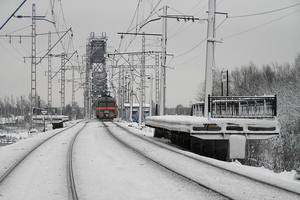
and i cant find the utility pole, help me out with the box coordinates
[118,62,121,118]
[5,3,58,126]
[121,64,125,119]
[47,31,52,109]
[85,44,90,119]
[149,75,153,116]
[72,65,75,119]
[139,34,146,125]
[221,69,228,96]
[226,70,229,96]
[204,0,216,118]
[129,55,134,122]
[30,3,37,128]
[85,47,90,119]
[60,53,65,115]
[155,53,159,115]
[159,5,167,116]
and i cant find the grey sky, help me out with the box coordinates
[0,0,299,108]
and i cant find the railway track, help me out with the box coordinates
[0,121,82,184]
[103,122,231,200]
[67,122,88,200]
[105,121,300,200]
[0,120,87,200]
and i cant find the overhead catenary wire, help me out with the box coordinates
[172,1,300,61]
[172,3,300,69]
[169,0,300,64]
[229,2,300,19]
[5,25,31,35]
[119,0,162,53]
[171,16,227,59]
[224,9,300,39]
[0,0,28,31]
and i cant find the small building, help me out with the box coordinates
[123,103,150,122]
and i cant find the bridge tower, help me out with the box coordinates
[85,32,108,118]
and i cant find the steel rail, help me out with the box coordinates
[67,122,88,200]
[111,122,300,198]
[103,122,232,200]
[0,121,82,184]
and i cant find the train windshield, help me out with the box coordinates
[107,102,115,107]
[99,102,106,107]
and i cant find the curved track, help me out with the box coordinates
[107,122,300,200]
[103,122,231,200]
[67,122,88,200]
[0,121,82,184]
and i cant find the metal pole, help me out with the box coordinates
[60,53,65,115]
[159,5,167,116]
[85,44,90,119]
[155,54,159,105]
[88,69,92,119]
[221,80,224,96]
[47,31,52,108]
[204,0,216,118]
[72,65,75,119]
[121,65,125,119]
[129,55,134,122]
[43,115,45,132]
[139,34,146,125]
[118,62,121,118]
[149,75,153,116]
[226,70,229,96]
[30,3,37,128]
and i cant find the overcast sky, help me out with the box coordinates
[0,0,299,108]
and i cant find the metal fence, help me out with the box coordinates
[192,95,277,119]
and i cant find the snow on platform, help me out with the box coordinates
[32,115,69,124]
[145,115,279,140]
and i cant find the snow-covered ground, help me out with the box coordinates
[0,120,226,200]
[0,121,79,178]
[74,121,226,200]
[0,121,75,144]
[0,119,299,199]
[119,121,299,182]
[117,121,300,197]
[0,121,83,200]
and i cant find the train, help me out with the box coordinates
[95,95,118,120]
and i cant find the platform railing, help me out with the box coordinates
[192,95,277,119]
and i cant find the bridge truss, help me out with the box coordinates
[85,32,108,118]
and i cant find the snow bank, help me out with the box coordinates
[0,120,80,178]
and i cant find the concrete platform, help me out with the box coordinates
[145,115,279,140]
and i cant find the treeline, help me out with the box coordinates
[0,96,31,119]
[0,95,84,121]
[199,55,300,171]
[165,104,191,115]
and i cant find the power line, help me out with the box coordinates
[229,2,300,19]
[175,38,206,58]
[0,0,28,31]
[224,9,300,39]
[6,25,31,35]
[172,2,300,59]
[119,0,162,53]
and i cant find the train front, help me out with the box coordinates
[95,96,118,121]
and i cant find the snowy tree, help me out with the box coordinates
[195,55,300,171]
